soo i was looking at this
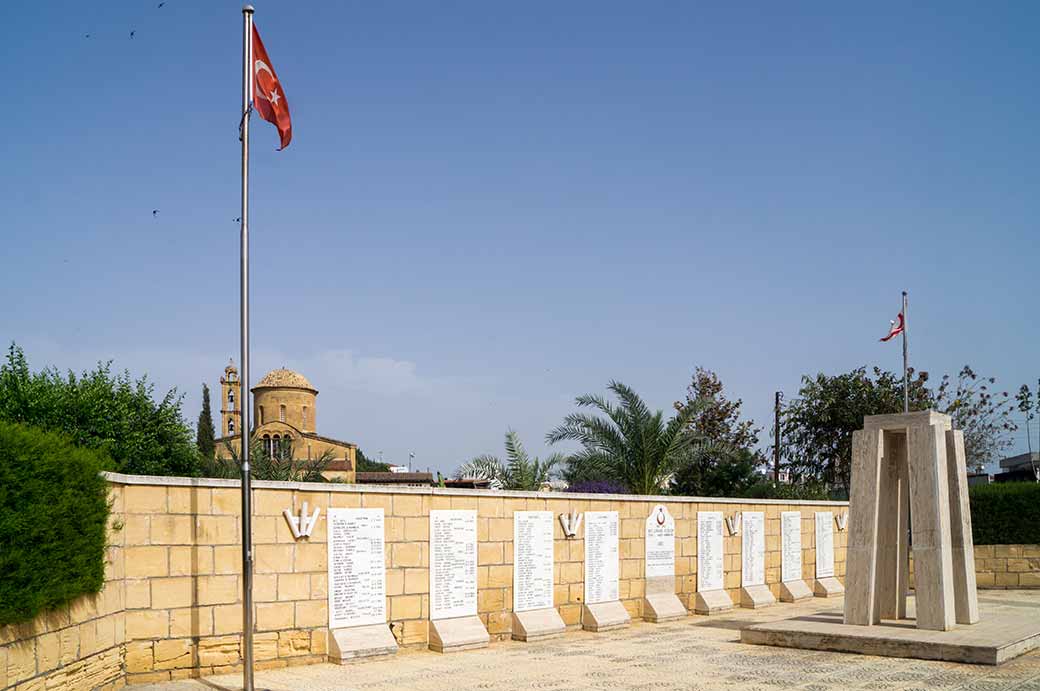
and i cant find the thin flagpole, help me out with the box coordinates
[240,5,255,691]
[902,290,909,414]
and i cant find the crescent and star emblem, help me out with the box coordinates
[656,508,666,526]
[254,59,280,105]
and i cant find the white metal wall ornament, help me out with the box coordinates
[725,512,742,536]
[835,512,848,532]
[559,511,583,539]
[284,502,321,540]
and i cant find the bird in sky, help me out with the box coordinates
[152,209,159,217]
[84,33,91,38]
[130,30,135,39]
[158,1,165,7]
[233,217,241,223]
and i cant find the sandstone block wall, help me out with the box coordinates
[3,474,853,689]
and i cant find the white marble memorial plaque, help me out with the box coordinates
[584,511,619,605]
[781,511,803,583]
[741,511,766,587]
[645,504,676,579]
[815,511,835,578]
[430,509,478,620]
[513,511,555,613]
[697,511,724,592]
[327,508,387,629]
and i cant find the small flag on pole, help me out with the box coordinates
[880,312,905,342]
[251,24,292,149]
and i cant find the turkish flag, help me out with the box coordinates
[880,312,904,342]
[252,24,292,150]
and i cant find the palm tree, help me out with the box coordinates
[547,380,710,495]
[455,430,563,491]
[203,435,334,483]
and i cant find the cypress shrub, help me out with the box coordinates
[0,422,111,625]
[969,482,1040,545]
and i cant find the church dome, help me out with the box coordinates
[255,368,316,392]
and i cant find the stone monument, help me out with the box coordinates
[428,509,490,652]
[643,504,687,622]
[739,511,775,608]
[512,511,566,641]
[326,508,398,661]
[779,511,813,602]
[694,511,733,614]
[582,511,630,631]
[845,411,978,631]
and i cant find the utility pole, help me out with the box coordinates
[773,391,783,483]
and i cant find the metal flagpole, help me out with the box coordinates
[902,290,909,414]
[240,5,255,691]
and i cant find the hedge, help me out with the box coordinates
[969,482,1040,546]
[0,422,111,626]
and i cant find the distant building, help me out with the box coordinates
[214,361,357,482]
[387,465,410,474]
[994,452,1039,483]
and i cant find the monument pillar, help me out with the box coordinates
[844,411,978,632]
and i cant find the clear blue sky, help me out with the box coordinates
[2,1,1037,473]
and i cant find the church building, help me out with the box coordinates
[213,361,357,481]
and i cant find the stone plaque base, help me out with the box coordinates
[328,623,398,663]
[780,580,814,603]
[740,584,777,609]
[694,589,734,615]
[644,593,687,622]
[582,601,631,632]
[512,608,566,641]
[814,576,845,598]
[428,615,489,653]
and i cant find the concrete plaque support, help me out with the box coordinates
[844,411,979,633]
[512,609,566,641]
[328,624,398,663]
[582,601,630,632]
[644,576,687,622]
[428,616,490,653]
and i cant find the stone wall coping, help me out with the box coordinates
[103,472,849,507]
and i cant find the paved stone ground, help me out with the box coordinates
[135,591,1040,691]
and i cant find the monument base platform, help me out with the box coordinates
[582,601,631,632]
[779,580,814,602]
[741,609,1040,665]
[644,593,687,622]
[428,615,489,653]
[512,608,566,641]
[328,623,398,663]
[814,576,845,598]
[740,584,777,609]
[694,589,733,615]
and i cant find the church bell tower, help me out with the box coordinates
[220,359,242,437]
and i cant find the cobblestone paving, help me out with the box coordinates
[136,591,1040,691]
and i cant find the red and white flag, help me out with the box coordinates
[252,24,292,150]
[880,312,904,342]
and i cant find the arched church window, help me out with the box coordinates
[263,434,272,458]
[228,390,235,411]
[258,406,264,425]
[228,419,235,435]
[279,405,286,423]
[302,406,308,428]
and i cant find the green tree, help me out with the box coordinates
[932,366,1017,472]
[196,383,216,460]
[455,430,562,491]
[779,366,931,492]
[670,368,764,496]
[548,381,709,495]
[356,447,390,472]
[0,343,199,477]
